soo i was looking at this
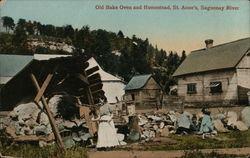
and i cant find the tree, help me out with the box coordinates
[55,26,64,38]
[12,26,27,46]
[26,20,35,35]
[44,24,55,36]
[2,16,15,33]
[73,25,92,53]
[64,25,74,39]
[117,30,124,38]
[17,19,26,28]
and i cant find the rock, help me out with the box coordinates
[35,125,50,135]
[39,112,50,126]
[15,122,22,135]
[241,107,250,128]
[160,127,169,137]
[168,111,177,122]
[23,126,33,135]
[138,115,148,125]
[122,116,129,124]
[48,95,62,116]
[127,105,135,116]
[62,136,75,148]
[39,140,48,147]
[213,113,226,120]
[72,132,81,142]
[119,141,127,145]
[183,111,193,120]
[149,131,155,138]
[227,112,238,126]
[153,125,158,130]
[26,119,38,127]
[148,115,161,121]
[80,133,91,141]
[235,121,248,131]
[62,120,76,128]
[213,120,228,132]
[12,103,40,122]
[160,122,165,129]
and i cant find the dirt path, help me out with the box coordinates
[89,147,250,158]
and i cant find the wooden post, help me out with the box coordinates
[30,74,65,151]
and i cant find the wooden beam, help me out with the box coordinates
[89,82,102,88]
[86,66,99,76]
[34,74,53,103]
[77,74,89,85]
[79,106,97,137]
[30,74,65,152]
[91,89,103,94]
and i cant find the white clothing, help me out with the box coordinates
[96,115,120,148]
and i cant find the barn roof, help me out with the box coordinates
[124,74,152,91]
[0,54,34,77]
[173,37,250,77]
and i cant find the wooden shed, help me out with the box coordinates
[124,74,162,109]
[173,37,250,105]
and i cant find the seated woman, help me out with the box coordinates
[199,108,214,139]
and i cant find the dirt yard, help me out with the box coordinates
[88,147,250,158]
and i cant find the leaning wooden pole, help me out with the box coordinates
[30,74,65,152]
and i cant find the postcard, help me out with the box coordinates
[0,0,249,157]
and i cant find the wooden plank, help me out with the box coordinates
[86,66,99,76]
[34,74,53,103]
[79,106,97,137]
[30,74,65,152]
[91,89,103,94]
[89,82,102,88]
[77,74,89,85]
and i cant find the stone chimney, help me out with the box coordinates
[205,39,213,49]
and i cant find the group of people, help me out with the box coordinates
[176,108,214,138]
[93,97,215,149]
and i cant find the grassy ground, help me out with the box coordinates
[1,130,250,157]
[143,130,250,151]
[0,130,88,158]
[0,144,88,158]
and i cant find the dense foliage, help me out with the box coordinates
[0,16,186,92]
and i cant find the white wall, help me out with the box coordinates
[177,70,238,103]
[236,55,250,88]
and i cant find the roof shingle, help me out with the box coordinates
[124,74,152,91]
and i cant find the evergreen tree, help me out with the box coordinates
[2,16,15,33]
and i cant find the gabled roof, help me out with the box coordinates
[124,74,152,91]
[87,57,124,82]
[0,54,34,77]
[34,54,71,60]
[173,37,250,77]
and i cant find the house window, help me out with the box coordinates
[187,83,197,94]
[131,94,135,100]
[210,82,222,93]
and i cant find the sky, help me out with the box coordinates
[0,0,249,54]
